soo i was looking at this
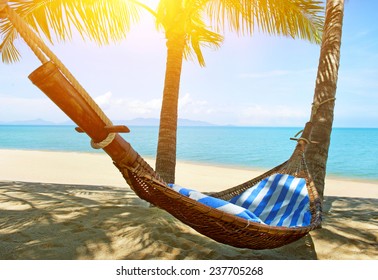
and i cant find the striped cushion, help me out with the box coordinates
[230,174,311,227]
[168,173,311,228]
[169,184,264,224]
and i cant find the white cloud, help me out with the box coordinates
[93,91,219,121]
[179,93,209,113]
[6,92,366,127]
[94,91,112,108]
[128,98,162,114]
[238,104,308,126]
[0,95,67,122]
[93,91,162,119]
[1,91,218,123]
[91,92,311,126]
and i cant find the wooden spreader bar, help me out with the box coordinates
[28,61,138,171]
[75,125,130,134]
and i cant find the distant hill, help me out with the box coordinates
[0,119,56,125]
[121,118,214,127]
[177,118,214,127]
[0,118,215,127]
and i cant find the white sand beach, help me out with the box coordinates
[0,149,377,260]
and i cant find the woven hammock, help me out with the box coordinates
[1,3,322,250]
[116,123,322,249]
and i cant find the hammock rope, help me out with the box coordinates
[311,97,336,121]
[90,132,117,149]
[1,2,324,250]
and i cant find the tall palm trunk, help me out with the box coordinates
[155,35,186,183]
[305,0,345,199]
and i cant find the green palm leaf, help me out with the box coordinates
[206,0,324,43]
[155,0,323,67]
[1,0,142,63]
[187,26,223,66]
[0,27,20,63]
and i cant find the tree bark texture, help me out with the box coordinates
[305,0,344,199]
[155,36,186,184]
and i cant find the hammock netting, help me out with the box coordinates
[1,3,322,250]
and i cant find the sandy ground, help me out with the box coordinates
[0,149,377,260]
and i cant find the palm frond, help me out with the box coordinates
[185,25,223,67]
[206,0,324,43]
[0,27,21,63]
[155,0,223,66]
[205,0,245,34]
[1,0,143,63]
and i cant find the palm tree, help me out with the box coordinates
[153,0,325,183]
[1,0,325,185]
[305,0,345,199]
[153,0,224,184]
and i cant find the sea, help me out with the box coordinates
[0,125,377,181]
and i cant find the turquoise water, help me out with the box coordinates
[0,125,377,181]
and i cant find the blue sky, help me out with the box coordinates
[0,0,377,127]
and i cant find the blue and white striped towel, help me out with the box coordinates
[168,184,264,224]
[168,173,311,228]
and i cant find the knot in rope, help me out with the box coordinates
[290,132,311,144]
[290,124,318,145]
[90,133,116,149]
[311,97,336,121]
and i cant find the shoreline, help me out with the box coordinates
[0,149,377,199]
[1,148,378,186]
[175,156,378,186]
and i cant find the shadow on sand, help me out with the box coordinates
[4,181,374,260]
[309,196,377,258]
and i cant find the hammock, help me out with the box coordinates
[1,4,322,250]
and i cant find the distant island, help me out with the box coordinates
[0,118,215,127]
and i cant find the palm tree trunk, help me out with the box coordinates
[155,36,186,183]
[305,0,345,199]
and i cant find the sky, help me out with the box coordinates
[0,0,377,127]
